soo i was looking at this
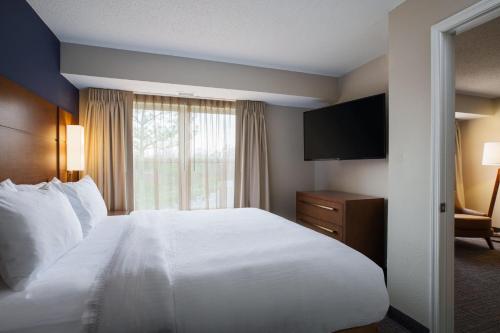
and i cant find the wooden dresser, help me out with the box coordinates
[296,191,385,267]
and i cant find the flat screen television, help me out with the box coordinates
[304,94,386,160]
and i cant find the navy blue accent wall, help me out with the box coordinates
[0,0,78,114]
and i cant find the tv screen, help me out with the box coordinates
[304,94,386,160]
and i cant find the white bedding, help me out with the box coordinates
[85,208,389,333]
[0,209,389,333]
[0,216,130,333]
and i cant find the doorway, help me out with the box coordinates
[431,1,500,332]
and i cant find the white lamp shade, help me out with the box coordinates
[67,125,85,171]
[482,142,500,166]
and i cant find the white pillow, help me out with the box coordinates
[15,182,47,191]
[0,185,83,291]
[0,180,47,192]
[0,179,16,191]
[50,176,108,236]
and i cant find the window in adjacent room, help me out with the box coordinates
[133,95,235,210]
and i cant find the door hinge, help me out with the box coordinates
[440,202,446,213]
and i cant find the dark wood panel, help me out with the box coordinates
[345,199,385,268]
[0,127,57,184]
[0,75,70,184]
[0,76,57,137]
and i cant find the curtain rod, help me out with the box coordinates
[132,90,237,102]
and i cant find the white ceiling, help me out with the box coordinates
[28,0,403,77]
[456,15,500,98]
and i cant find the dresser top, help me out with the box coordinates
[297,190,383,202]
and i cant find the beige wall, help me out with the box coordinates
[265,105,315,220]
[460,99,500,227]
[337,56,388,104]
[61,43,339,103]
[314,55,388,198]
[387,0,481,326]
[456,94,495,116]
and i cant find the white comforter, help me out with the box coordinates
[84,208,389,333]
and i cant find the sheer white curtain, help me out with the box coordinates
[133,95,235,210]
[133,95,183,210]
[189,99,235,209]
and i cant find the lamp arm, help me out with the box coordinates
[487,168,500,218]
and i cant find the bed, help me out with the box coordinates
[0,209,388,333]
[0,76,388,333]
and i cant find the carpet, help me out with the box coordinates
[378,317,411,332]
[455,237,500,333]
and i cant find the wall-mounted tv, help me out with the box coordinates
[304,94,386,161]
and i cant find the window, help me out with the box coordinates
[133,95,235,210]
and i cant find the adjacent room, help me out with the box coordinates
[0,1,499,333]
[454,15,500,332]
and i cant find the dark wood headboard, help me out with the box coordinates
[0,76,76,184]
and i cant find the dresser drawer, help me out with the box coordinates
[296,195,343,226]
[296,191,385,268]
[297,213,343,241]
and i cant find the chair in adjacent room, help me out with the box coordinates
[455,207,494,250]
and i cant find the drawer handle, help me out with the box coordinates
[315,224,339,235]
[311,203,338,212]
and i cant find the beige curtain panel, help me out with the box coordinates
[234,100,270,210]
[79,88,134,211]
[455,121,466,210]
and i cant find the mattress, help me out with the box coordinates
[0,215,130,333]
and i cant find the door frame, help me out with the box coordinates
[430,1,500,332]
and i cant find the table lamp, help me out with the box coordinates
[67,125,85,181]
